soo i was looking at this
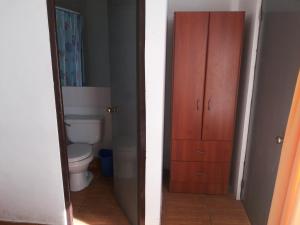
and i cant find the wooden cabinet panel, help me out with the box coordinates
[171,140,232,162]
[170,161,230,194]
[171,12,209,139]
[170,161,230,183]
[202,12,244,141]
[169,12,244,194]
[169,181,227,194]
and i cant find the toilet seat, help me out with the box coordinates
[68,144,92,163]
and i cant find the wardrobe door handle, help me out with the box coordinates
[196,99,200,111]
[208,97,212,111]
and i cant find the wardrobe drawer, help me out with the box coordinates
[170,161,230,183]
[171,140,232,162]
[169,181,228,194]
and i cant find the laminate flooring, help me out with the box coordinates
[162,181,251,225]
[0,160,130,225]
[0,167,251,225]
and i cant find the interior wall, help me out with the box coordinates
[0,1,67,224]
[145,0,168,224]
[163,0,238,169]
[231,0,262,199]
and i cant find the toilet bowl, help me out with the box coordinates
[64,114,103,192]
[68,143,94,192]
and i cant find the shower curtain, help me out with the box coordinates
[55,8,84,86]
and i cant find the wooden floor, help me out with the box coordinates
[0,160,130,225]
[71,160,130,225]
[0,166,251,225]
[162,186,251,225]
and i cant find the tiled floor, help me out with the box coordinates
[162,185,251,225]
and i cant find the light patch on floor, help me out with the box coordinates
[162,184,251,225]
[70,160,130,225]
[0,166,251,225]
[0,160,130,225]
[74,218,90,225]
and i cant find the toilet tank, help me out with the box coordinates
[64,115,103,144]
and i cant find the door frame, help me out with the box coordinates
[240,1,264,199]
[46,0,72,224]
[233,0,263,200]
[46,0,146,224]
[137,0,146,224]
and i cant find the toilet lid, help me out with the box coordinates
[68,144,93,163]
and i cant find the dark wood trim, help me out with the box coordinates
[137,0,146,224]
[46,1,73,224]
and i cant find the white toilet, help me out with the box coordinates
[64,114,103,192]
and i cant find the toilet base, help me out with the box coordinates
[70,170,93,192]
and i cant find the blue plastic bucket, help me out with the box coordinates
[98,149,113,177]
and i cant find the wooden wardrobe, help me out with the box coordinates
[169,12,245,194]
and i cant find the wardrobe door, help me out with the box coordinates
[171,12,209,140]
[202,12,244,141]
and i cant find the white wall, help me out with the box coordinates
[163,0,238,169]
[62,87,112,151]
[145,0,168,224]
[168,0,235,13]
[231,0,262,199]
[0,1,67,224]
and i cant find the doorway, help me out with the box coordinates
[47,0,145,224]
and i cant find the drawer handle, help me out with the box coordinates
[196,150,205,154]
[196,171,206,176]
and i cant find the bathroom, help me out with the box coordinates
[55,0,138,224]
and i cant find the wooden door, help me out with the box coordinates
[171,12,209,140]
[202,12,244,141]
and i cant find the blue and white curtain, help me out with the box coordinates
[55,8,85,86]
